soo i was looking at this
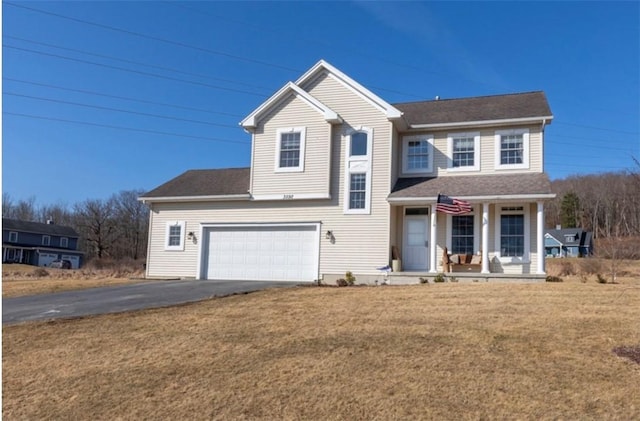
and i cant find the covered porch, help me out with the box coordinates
[387,173,555,278]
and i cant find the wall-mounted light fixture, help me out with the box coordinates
[325,230,333,239]
[187,231,195,239]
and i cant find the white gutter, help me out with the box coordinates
[387,193,556,204]
[409,116,554,130]
[139,194,251,204]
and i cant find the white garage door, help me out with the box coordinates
[203,225,319,282]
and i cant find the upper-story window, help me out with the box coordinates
[495,128,529,170]
[275,127,306,172]
[61,237,69,248]
[165,221,185,251]
[9,231,18,242]
[403,135,433,174]
[448,132,480,171]
[42,235,51,246]
[344,127,373,214]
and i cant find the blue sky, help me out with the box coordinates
[3,1,639,206]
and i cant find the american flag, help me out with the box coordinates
[436,194,472,215]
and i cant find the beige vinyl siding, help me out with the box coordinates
[397,124,544,178]
[147,72,395,280]
[251,93,331,198]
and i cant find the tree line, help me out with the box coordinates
[545,168,640,239]
[2,190,149,262]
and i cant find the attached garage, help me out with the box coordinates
[200,223,320,282]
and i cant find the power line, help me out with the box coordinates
[5,35,273,93]
[4,1,301,73]
[554,121,638,135]
[4,44,268,98]
[4,111,250,145]
[4,77,244,118]
[4,92,239,129]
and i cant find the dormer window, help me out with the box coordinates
[403,135,434,174]
[275,127,306,172]
[495,128,529,169]
[448,132,480,171]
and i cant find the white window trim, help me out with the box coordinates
[275,127,306,173]
[445,207,480,254]
[344,126,373,214]
[494,204,530,264]
[495,128,530,170]
[42,235,51,246]
[447,131,480,172]
[165,221,186,251]
[60,237,69,248]
[8,231,18,242]
[402,135,434,175]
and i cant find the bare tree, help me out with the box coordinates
[111,190,149,260]
[74,198,118,259]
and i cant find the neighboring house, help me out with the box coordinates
[2,218,84,268]
[545,227,594,258]
[140,60,555,283]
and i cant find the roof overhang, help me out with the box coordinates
[139,194,251,204]
[387,193,556,205]
[408,116,554,131]
[240,81,342,131]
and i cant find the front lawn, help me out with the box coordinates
[3,282,640,419]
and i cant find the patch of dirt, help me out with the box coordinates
[613,345,640,364]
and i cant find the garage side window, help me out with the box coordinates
[165,221,186,251]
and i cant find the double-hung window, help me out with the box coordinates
[403,135,433,174]
[8,231,18,243]
[275,127,306,172]
[60,237,69,248]
[451,215,475,255]
[448,132,480,171]
[495,205,530,262]
[42,235,51,246]
[165,221,185,251]
[495,129,529,169]
[344,127,372,214]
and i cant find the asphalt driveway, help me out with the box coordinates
[2,279,301,325]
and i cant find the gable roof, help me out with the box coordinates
[388,173,553,201]
[140,168,251,202]
[394,91,553,128]
[3,218,79,238]
[544,228,592,247]
[296,60,403,120]
[241,82,342,130]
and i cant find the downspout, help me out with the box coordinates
[541,118,547,172]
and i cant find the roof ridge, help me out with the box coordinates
[393,91,545,106]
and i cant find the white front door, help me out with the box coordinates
[404,212,429,271]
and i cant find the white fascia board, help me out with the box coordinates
[240,82,341,129]
[138,194,251,203]
[387,193,556,204]
[296,59,404,120]
[409,116,554,130]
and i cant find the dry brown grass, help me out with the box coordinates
[546,257,640,284]
[2,264,144,297]
[4,281,640,420]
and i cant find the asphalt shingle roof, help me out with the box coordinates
[393,91,552,126]
[2,218,79,237]
[141,168,250,198]
[389,173,552,199]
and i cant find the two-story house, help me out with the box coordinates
[545,227,594,258]
[140,60,554,283]
[2,218,84,268]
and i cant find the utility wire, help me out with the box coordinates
[4,44,269,98]
[4,77,243,118]
[5,35,273,93]
[4,111,250,145]
[554,121,638,135]
[4,92,239,128]
[4,1,301,73]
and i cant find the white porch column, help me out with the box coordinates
[430,204,437,273]
[537,201,545,274]
[481,202,490,274]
